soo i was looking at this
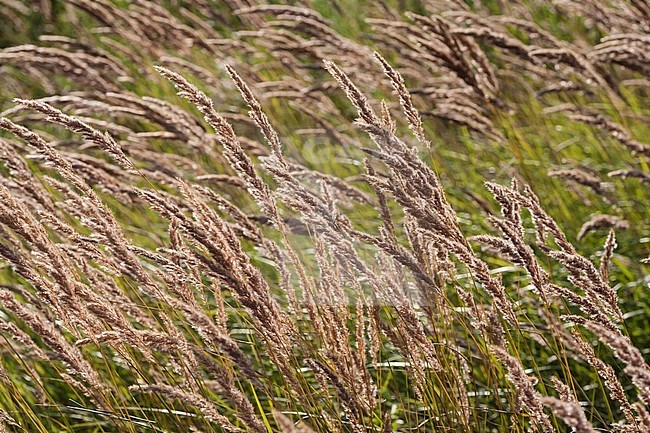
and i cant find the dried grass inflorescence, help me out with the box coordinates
[0,1,648,433]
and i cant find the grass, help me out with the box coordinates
[0,1,648,432]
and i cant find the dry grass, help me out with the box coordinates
[0,1,648,432]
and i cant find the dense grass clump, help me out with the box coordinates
[0,1,648,432]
